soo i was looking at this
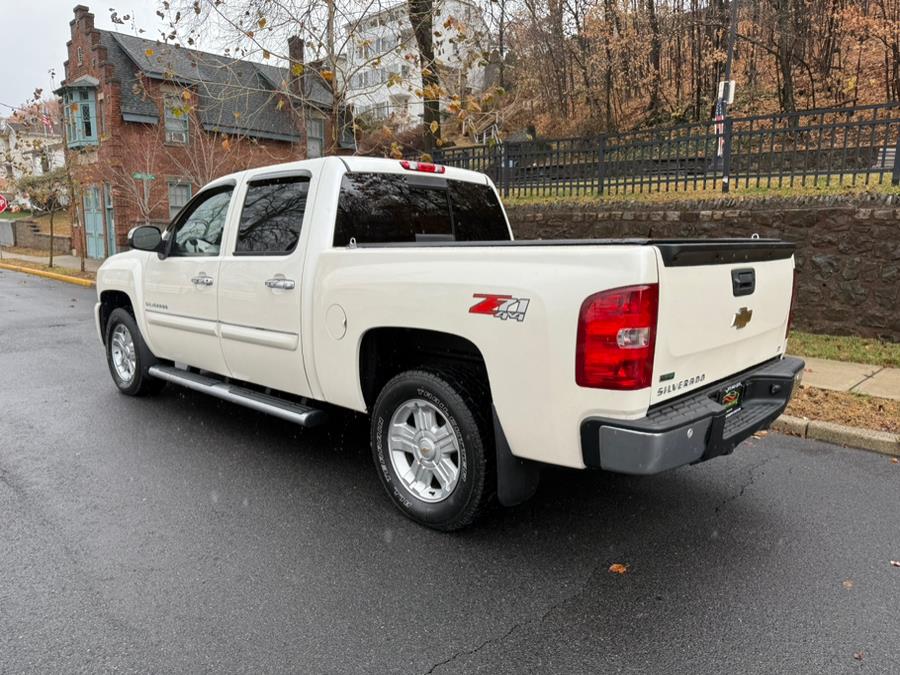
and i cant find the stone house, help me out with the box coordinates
[57,5,352,259]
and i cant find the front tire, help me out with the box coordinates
[105,307,165,396]
[371,369,491,531]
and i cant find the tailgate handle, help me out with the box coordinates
[731,268,755,296]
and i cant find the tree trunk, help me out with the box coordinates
[407,0,441,153]
[646,0,663,120]
[776,0,796,113]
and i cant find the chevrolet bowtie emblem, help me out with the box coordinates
[732,307,753,329]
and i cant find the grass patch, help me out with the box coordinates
[788,331,900,368]
[786,387,899,433]
[0,210,32,220]
[502,175,900,208]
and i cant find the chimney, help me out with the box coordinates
[73,5,94,32]
[288,36,305,99]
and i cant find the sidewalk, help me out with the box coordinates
[794,355,900,401]
[0,250,101,273]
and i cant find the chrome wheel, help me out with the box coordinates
[110,323,137,383]
[388,398,461,503]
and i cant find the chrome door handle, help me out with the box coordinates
[191,275,214,287]
[265,278,296,290]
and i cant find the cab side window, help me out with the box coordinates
[169,187,234,257]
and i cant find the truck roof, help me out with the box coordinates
[206,155,490,190]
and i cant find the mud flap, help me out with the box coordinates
[493,405,541,506]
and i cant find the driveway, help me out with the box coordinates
[1,269,898,674]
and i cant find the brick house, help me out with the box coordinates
[57,5,353,259]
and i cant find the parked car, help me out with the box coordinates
[94,156,804,530]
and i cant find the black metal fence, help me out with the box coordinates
[429,102,900,198]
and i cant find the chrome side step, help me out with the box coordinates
[148,365,327,427]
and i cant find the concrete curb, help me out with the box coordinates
[0,262,95,288]
[772,414,900,457]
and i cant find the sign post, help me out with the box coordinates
[0,194,8,260]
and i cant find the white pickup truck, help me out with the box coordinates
[95,156,804,530]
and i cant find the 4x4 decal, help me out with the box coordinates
[469,294,530,322]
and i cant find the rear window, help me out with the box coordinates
[333,172,510,246]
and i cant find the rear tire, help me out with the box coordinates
[105,307,165,396]
[371,369,492,531]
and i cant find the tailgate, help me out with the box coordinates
[650,240,795,405]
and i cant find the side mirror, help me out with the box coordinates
[127,225,162,252]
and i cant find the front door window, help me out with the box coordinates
[167,187,233,257]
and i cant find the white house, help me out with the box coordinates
[344,0,490,127]
[0,116,66,206]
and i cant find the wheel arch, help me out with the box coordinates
[98,290,134,345]
[357,326,493,412]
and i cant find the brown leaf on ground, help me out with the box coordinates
[891,458,899,464]
[842,579,854,589]
[891,560,900,567]
[786,387,900,434]
[752,430,768,439]
[853,651,864,661]
[608,563,630,574]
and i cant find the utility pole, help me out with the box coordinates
[719,0,739,193]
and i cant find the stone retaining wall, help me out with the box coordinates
[10,220,72,255]
[506,196,900,340]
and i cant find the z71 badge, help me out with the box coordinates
[469,294,530,322]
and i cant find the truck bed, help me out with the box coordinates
[355,238,796,266]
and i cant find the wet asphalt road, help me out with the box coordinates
[1,268,899,674]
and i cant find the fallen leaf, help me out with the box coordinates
[891,458,898,464]
[144,48,155,57]
[842,579,854,589]
[608,563,630,575]
[853,652,864,661]
[891,560,900,567]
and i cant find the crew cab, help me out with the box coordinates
[95,156,804,530]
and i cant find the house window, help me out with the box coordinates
[164,94,189,144]
[307,118,325,158]
[62,88,98,148]
[168,180,192,220]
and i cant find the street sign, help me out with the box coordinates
[132,172,156,181]
[717,80,736,105]
[0,194,8,214]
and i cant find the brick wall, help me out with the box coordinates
[506,195,900,340]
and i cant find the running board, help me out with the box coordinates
[148,365,327,427]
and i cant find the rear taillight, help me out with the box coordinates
[400,160,446,174]
[785,269,799,338]
[576,284,659,390]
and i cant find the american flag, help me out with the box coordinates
[714,98,726,158]
[40,107,53,134]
